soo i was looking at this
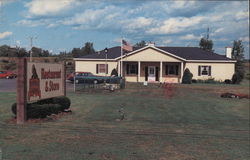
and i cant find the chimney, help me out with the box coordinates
[147,42,155,47]
[225,46,232,59]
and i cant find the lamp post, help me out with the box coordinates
[104,48,108,77]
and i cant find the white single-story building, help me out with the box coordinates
[74,44,236,83]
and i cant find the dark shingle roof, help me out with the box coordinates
[79,46,233,61]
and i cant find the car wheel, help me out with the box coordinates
[93,79,98,84]
[6,76,9,79]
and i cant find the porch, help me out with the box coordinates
[120,61,184,83]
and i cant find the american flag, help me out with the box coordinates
[122,40,133,51]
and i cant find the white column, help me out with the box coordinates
[180,62,184,83]
[138,61,141,82]
[160,61,163,82]
[117,61,120,77]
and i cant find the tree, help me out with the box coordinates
[82,42,95,56]
[71,48,81,58]
[134,40,146,47]
[182,68,193,84]
[231,40,245,84]
[111,68,118,77]
[199,37,214,52]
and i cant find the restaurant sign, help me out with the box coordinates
[27,62,65,102]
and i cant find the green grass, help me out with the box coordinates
[0,82,249,160]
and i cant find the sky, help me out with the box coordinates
[0,0,249,58]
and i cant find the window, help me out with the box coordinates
[165,65,179,75]
[149,67,155,74]
[126,64,138,75]
[96,64,108,74]
[198,66,211,76]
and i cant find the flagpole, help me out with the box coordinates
[120,38,123,77]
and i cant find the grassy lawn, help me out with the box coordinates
[0,82,249,160]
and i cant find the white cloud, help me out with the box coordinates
[170,1,196,9]
[235,11,249,20]
[180,34,200,40]
[240,36,249,42]
[62,5,119,26]
[162,39,173,45]
[0,31,12,39]
[17,19,48,27]
[147,16,205,35]
[25,0,77,16]
[120,17,153,32]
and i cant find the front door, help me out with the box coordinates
[148,66,156,82]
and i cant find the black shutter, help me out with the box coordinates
[208,66,211,76]
[165,65,168,75]
[106,64,108,74]
[156,67,159,81]
[145,66,148,81]
[126,64,129,75]
[175,65,179,75]
[198,66,201,76]
[96,64,99,74]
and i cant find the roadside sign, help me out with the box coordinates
[16,58,66,124]
[27,62,65,102]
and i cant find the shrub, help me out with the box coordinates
[245,73,250,80]
[224,79,232,84]
[11,96,71,119]
[191,79,197,83]
[182,68,193,84]
[111,68,118,77]
[232,73,242,84]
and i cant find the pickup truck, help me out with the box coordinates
[69,72,121,84]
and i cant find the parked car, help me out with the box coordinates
[70,72,120,84]
[0,71,17,79]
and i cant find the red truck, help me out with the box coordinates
[0,71,17,79]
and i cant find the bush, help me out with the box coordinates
[232,73,242,84]
[11,96,71,119]
[245,73,250,80]
[196,78,222,84]
[191,79,197,83]
[182,68,193,84]
[224,79,232,84]
[111,68,118,77]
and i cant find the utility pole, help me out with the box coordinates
[29,36,37,62]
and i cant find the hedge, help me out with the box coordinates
[11,96,71,119]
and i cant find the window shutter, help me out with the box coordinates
[208,66,211,76]
[145,66,148,81]
[106,64,108,74]
[126,64,129,75]
[165,65,168,75]
[198,66,201,76]
[175,65,179,75]
[96,64,99,74]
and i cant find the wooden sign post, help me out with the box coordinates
[16,58,27,124]
[16,58,65,124]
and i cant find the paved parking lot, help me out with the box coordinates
[0,79,74,92]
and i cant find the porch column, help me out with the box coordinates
[180,62,184,83]
[160,61,163,82]
[117,61,121,76]
[138,61,141,82]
